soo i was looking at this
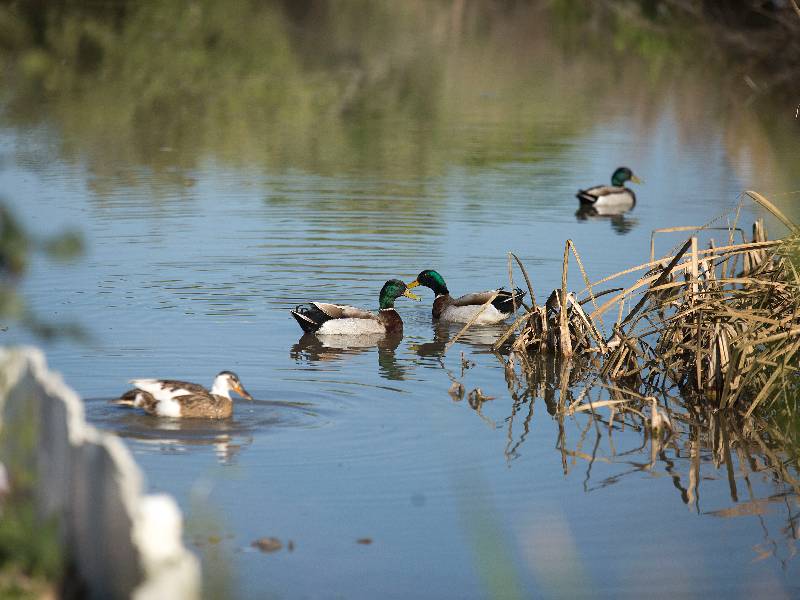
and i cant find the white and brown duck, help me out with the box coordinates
[114,371,252,419]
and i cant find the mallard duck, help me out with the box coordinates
[290,279,420,335]
[114,371,252,419]
[407,270,526,324]
[576,166,642,210]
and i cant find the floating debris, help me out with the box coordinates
[448,381,465,401]
[460,352,475,371]
[252,537,283,553]
[467,388,495,409]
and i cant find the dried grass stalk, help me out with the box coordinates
[502,191,800,418]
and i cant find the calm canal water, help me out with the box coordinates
[2,2,800,598]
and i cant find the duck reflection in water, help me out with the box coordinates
[410,320,515,360]
[291,333,409,380]
[106,411,254,465]
[575,205,638,235]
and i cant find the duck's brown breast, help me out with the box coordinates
[432,295,451,319]
[379,309,403,335]
[175,394,233,419]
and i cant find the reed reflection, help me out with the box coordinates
[492,352,800,564]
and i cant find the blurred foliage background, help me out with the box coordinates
[0,0,797,188]
[0,201,82,338]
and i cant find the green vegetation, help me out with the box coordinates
[0,503,62,599]
[0,394,63,599]
[0,201,83,339]
[552,0,800,98]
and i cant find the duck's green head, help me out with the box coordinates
[379,279,420,309]
[611,167,642,187]
[407,269,449,296]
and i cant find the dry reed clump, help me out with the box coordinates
[495,192,800,417]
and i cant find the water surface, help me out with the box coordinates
[2,2,800,598]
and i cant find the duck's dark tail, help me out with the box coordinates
[290,304,331,334]
[492,288,526,314]
[576,190,597,205]
[111,389,157,411]
[111,388,140,406]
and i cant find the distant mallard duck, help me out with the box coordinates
[114,371,253,419]
[576,166,642,210]
[407,269,526,324]
[290,279,419,335]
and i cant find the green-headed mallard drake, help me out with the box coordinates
[290,279,420,335]
[113,371,253,419]
[407,269,526,324]
[576,166,642,210]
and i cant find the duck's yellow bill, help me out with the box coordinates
[406,280,420,289]
[403,289,421,301]
[235,383,254,400]
[630,174,643,184]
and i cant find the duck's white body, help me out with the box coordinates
[316,333,387,348]
[589,203,631,216]
[317,319,385,334]
[438,300,509,324]
[577,185,636,209]
[129,379,213,401]
[292,300,408,336]
[136,391,182,417]
[314,310,386,335]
